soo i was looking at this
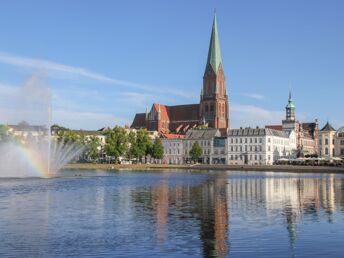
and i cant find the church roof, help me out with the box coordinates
[131,113,146,128]
[206,14,222,74]
[321,122,336,131]
[153,103,199,122]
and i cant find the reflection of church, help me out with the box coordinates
[149,176,230,258]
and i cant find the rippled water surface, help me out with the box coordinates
[0,170,344,258]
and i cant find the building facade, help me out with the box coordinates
[131,15,229,133]
[161,134,184,164]
[319,122,336,158]
[183,128,221,163]
[267,93,319,156]
[335,127,344,158]
[227,127,297,165]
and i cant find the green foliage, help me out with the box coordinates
[0,125,9,142]
[104,126,128,162]
[85,136,101,161]
[190,141,202,161]
[151,138,164,159]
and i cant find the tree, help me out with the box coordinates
[104,126,128,163]
[151,138,164,160]
[190,141,202,162]
[85,136,101,162]
[127,131,137,160]
[130,129,152,162]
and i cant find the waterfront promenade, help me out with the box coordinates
[64,163,344,173]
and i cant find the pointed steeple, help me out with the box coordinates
[287,91,295,109]
[206,14,222,74]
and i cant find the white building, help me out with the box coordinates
[161,134,184,164]
[227,127,297,165]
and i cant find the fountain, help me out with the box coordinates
[0,73,84,178]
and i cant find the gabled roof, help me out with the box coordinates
[185,128,220,140]
[206,14,222,74]
[153,103,199,122]
[321,122,336,132]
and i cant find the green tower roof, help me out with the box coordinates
[286,91,295,109]
[206,14,222,74]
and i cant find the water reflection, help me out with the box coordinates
[132,172,344,258]
[0,171,344,257]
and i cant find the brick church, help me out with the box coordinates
[131,15,229,133]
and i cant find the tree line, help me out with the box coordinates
[54,125,164,164]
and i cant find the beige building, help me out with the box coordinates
[335,127,344,158]
[319,122,336,158]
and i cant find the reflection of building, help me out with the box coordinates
[131,14,229,133]
[267,93,319,155]
[319,122,336,158]
[195,177,229,258]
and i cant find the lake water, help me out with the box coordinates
[0,170,343,258]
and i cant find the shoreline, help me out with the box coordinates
[64,163,344,173]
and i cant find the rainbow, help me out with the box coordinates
[12,137,52,178]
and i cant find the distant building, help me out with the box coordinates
[131,14,229,133]
[319,122,336,158]
[334,127,344,158]
[266,92,319,156]
[7,121,48,142]
[227,127,297,165]
[183,128,221,163]
[161,133,184,164]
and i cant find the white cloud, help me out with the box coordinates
[0,51,191,98]
[236,92,265,100]
[53,110,130,130]
[230,104,284,128]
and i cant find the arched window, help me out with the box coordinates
[325,147,329,155]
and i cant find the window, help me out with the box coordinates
[245,138,248,143]
[341,140,344,145]
[268,138,271,143]
[341,149,344,155]
[259,138,262,143]
[333,148,335,156]
[325,147,329,155]
[325,138,329,145]
[333,139,335,145]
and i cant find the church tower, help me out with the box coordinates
[285,91,296,122]
[200,14,229,129]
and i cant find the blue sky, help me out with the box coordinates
[0,0,343,130]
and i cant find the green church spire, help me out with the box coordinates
[206,14,222,74]
[287,91,295,109]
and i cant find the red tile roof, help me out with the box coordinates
[265,125,283,131]
[153,103,199,122]
[160,133,184,139]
